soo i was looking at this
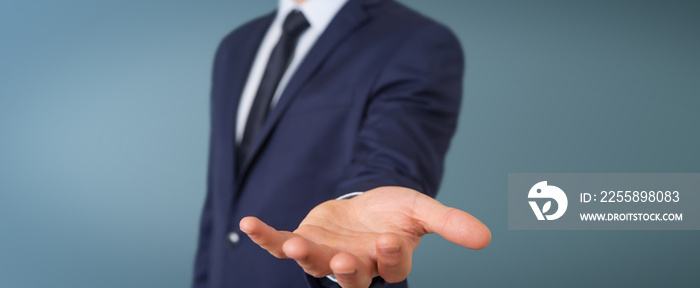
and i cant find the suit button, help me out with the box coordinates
[227,231,240,246]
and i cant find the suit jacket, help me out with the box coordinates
[193,0,464,287]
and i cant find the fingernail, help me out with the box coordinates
[380,245,400,254]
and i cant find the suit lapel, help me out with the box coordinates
[238,0,372,181]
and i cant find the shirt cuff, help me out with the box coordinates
[336,191,363,200]
[326,274,339,284]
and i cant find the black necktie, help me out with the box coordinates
[238,10,310,168]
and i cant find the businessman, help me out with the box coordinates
[193,0,490,287]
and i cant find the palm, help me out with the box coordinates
[296,190,426,268]
[240,186,490,288]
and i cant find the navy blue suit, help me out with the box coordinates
[193,0,464,287]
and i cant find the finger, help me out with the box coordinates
[239,216,293,258]
[330,252,372,288]
[282,236,335,278]
[376,233,411,283]
[417,197,491,250]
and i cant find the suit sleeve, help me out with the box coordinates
[306,22,464,288]
[335,22,464,199]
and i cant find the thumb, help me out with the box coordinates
[416,196,491,250]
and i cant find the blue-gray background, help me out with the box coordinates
[1,0,698,287]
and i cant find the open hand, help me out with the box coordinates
[239,186,491,288]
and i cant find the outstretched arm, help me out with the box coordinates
[240,186,491,288]
[239,20,473,288]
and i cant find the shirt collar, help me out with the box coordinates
[277,0,349,32]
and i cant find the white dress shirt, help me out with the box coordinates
[235,0,349,143]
